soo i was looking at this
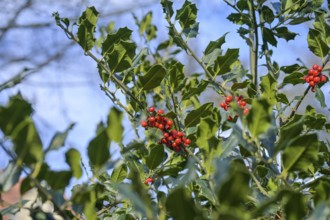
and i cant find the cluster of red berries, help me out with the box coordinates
[303,64,327,92]
[140,106,191,153]
[220,95,250,120]
[144,177,154,185]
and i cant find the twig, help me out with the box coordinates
[55,20,145,111]
[248,0,259,91]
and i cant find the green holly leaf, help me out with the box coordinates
[139,64,167,90]
[246,99,271,139]
[146,145,164,170]
[175,0,198,31]
[87,124,111,172]
[308,28,329,58]
[65,148,82,179]
[77,7,99,51]
[184,102,213,127]
[107,107,123,143]
[111,163,128,183]
[213,48,239,76]
[282,134,319,173]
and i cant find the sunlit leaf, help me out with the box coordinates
[139,64,167,90]
[77,7,99,51]
[65,148,82,179]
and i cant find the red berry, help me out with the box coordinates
[321,75,327,82]
[141,120,148,127]
[184,138,191,145]
[312,64,319,70]
[313,70,319,76]
[158,124,164,130]
[163,132,169,138]
[225,95,232,104]
[309,81,315,87]
[175,138,182,144]
[220,102,227,108]
[148,106,155,113]
[144,178,154,184]
[317,66,323,73]
[243,108,250,115]
[171,130,178,136]
[308,69,314,75]
[177,131,184,137]
[228,116,233,121]
[240,100,247,107]
[157,109,164,115]
[149,116,155,122]
[314,76,320,83]
[167,120,173,126]
[172,142,177,148]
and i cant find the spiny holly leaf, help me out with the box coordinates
[313,12,330,44]
[65,148,82,179]
[217,159,250,207]
[71,185,97,220]
[308,28,329,58]
[182,79,208,100]
[194,179,217,205]
[175,0,198,32]
[102,27,132,54]
[45,170,72,190]
[315,86,326,108]
[161,0,174,18]
[106,107,123,143]
[169,61,185,92]
[196,116,222,174]
[166,187,204,220]
[111,163,128,183]
[146,144,164,170]
[280,63,303,74]
[275,27,297,41]
[46,123,75,152]
[260,74,277,106]
[0,94,32,135]
[106,41,136,73]
[77,7,99,51]
[246,98,271,139]
[262,27,277,46]
[204,33,228,55]
[282,71,304,87]
[184,102,213,127]
[182,22,199,38]
[231,80,250,91]
[276,115,305,152]
[213,49,239,76]
[139,64,167,90]
[283,192,307,220]
[87,123,111,172]
[282,134,319,173]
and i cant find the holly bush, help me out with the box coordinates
[1,0,330,219]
